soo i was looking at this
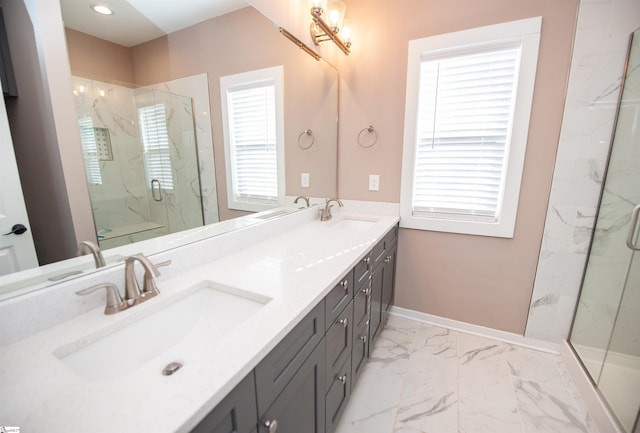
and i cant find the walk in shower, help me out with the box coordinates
[72,76,205,249]
[569,27,640,432]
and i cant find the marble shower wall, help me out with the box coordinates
[72,77,155,235]
[525,0,640,343]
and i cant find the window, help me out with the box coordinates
[400,18,541,238]
[138,103,174,190]
[78,117,102,185]
[220,66,285,212]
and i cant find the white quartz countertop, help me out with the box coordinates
[0,210,399,433]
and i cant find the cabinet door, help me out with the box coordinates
[191,372,258,433]
[325,356,351,433]
[326,300,353,391]
[351,308,368,387]
[258,341,326,433]
[382,242,397,313]
[255,302,325,415]
[368,264,384,350]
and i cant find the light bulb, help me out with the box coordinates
[90,4,114,15]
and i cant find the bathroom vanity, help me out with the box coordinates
[0,204,399,433]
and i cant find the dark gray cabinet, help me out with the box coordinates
[258,341,326,433]
[191,224,399,433]
[191,372,258,433]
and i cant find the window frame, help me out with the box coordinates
[400,17,542,238]
[220,66,285,213]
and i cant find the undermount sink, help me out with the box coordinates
[330,216,379,231]
[54,281,270,382]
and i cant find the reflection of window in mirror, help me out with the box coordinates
[138,104,174,191]
[78,117,103,185]
[220,66,285,213]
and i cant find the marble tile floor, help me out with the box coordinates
[335,314,599,433]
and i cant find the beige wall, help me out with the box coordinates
[65,28,135,85]
[130,7,338,220]
[331,0,579,333]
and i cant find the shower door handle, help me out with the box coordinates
[626,204,640,251]
[151,179,163,202]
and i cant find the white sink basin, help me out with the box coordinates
[54,281,270,382]
[330,216,379,231]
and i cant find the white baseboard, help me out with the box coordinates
[560,341,625,433]
[389,306,561,353]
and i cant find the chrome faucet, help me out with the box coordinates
[124,254,162,305]
[320,198,343,221]
[294,196,310,208]
[77,241,106,268]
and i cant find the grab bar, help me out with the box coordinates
[151,179,163,202]
[626,204,640,251]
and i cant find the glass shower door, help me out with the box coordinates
[569,26,640,432]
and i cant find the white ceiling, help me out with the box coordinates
[60,0,249,47]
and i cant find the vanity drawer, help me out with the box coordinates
[325,300,353,391]
[354,252,371,288]
[325,270,354,328]
[371,236,387,270]
[353,281,369,327]
[191,372,257,433]
[325,356,351,433]
[255,302,325,415]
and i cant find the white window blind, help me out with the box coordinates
[78,117,102,185]
[413,46,519,222]
[227,84,279,202]
[138,104,174,190]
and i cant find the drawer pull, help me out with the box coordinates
[340,279,349,291]
[359,335,367,343]
[361,287,370,295]
[363,257,371,264]
[384,256,391,263]
[339,317,348,328]
[264,419,279,433]
[337,374,347,385]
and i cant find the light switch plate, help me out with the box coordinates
[369,174,380,191]
[301,173,310,188]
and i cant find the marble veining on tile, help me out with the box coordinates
[336,314,599,433]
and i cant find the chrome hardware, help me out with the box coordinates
[162,361,183,376]
[76,283,128,315]
[77,240,106,268]
[337,374,347,385]
[384,255,392,263]
[340,279,348,291]
[339,317,348,328]
[626,204,640,251]
[362,286,370,295]
[359,335,367,343]
[294,196,310,208]
[124,254,162,305]
[264,419,278,433]
[151,179,163,201]
[363,257,370,264]
[320,198,343,221]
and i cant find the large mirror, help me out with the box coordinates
[0,0,338,298]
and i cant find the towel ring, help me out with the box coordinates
[357,125,377,149]
[297,129,315,150]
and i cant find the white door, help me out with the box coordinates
[0,82,38,276]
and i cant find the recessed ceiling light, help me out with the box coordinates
[90,4,114,16]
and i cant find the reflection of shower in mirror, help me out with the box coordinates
[72,74,217,249]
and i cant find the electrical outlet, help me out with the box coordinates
[369,174,380,191]
[301,173,310,188]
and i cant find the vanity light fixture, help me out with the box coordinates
[90,4,114,16]
[309,0,352,55]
